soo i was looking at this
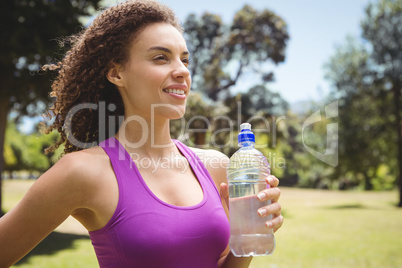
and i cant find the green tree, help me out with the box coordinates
[183,5,289,101]
[3,122,24,175]
[21,128,61,174]
[4,121,61,177]
[0,0,101,213]
[361,0,402,204]
[222,85,288,140]
[325,0,401,202]
[220,86,288,170]
[170,92,215,147]
[298,102,339,189]
[181,5,289,148]
[326,38,382,189]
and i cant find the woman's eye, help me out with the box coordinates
[182,58,191,67]
[154,55,168,62]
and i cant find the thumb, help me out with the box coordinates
[219,183,229,209]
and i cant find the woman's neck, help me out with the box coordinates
[114,116,177,158]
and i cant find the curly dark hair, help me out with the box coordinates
[42,0,182,155]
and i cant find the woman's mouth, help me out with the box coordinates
[162,88,185,95]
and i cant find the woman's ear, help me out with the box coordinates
[107,63,124,87]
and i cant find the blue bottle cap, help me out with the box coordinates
[238,123,255,143]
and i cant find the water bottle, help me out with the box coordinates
[227,123,275,257]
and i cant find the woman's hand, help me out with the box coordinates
[219,175,283,233]
[256,175,283,233]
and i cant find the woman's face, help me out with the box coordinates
[112,23,191,121]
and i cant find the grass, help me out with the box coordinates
[251,188,402,268]
[3,179,402,268]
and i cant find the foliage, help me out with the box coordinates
[361,0,402,203]
[183,5,289,101]
[0,1,102,199]
[325,0,401,199]
[3,122,24,172]
[0,0,101,116]
[4,122,61,174]
[176,6,289,150]
[170,92,215,147]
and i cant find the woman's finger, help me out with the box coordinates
[266,175,279,187]
[265,213,284,233]
[257,202,281,218]
[257,187,281,203]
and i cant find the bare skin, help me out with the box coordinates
[0,23,283,268]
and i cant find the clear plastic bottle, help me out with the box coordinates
[227,123,275,257]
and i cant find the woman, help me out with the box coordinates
[0,0,283,267]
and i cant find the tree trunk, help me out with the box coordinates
[194,132,206,148]
[191,119,208,148]
[0,97,10,215]
[364,172,373,191]
[393,83,402,207]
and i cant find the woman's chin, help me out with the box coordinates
[153,105,186,120]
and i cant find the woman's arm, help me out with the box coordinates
[0,152,95,267]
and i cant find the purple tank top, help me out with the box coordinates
[89,137,230,268]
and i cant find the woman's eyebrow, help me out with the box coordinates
[147,46,189,56]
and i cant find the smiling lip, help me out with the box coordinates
[162,84,188,98]
[163,88,185,95]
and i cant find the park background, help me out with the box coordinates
[1,0,401,267]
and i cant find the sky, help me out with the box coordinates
[103,0,373,104]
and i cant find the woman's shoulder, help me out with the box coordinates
[52,146,111,187]
[188,147,229,185]
[57,146,108,173]
[50,145,116,209]
[189,147,229,163]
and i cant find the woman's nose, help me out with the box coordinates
[171,60,190,80]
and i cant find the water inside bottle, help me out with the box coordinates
[228,180,275,256]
